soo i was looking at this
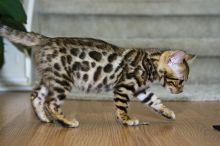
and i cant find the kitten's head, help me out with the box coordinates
[157,50,195,94]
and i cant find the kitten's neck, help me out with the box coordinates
[148,51,162,81]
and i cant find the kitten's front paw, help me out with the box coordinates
[56,118,79,128]
[126,120,150,126]
[124,119,140,126]
[68,119,80,128]
[161,108,176,120]
[120,118,149,126]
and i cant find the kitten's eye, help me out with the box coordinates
[179,80,184,85]
[167,81,175,86]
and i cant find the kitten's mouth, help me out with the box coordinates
[170,89,183,94]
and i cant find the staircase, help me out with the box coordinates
[35,0,220,100]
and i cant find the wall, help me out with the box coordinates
[35,0,220,100]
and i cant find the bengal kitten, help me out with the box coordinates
[0,24,195,128]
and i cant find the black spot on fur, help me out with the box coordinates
[104,64,113,73]
[79,52,86,59]
[52,50,58,58]
[72,62,81,71]
[103,77,108,85]
[126,72,135,79]
[89,51,102,61]
[67,55,72,64]
[102,51,107,55]
[77,40,85,45]
[54,79,71,87]
[110,74,115,79]
[124,50,136,61]
[64,66,71,77]
[57,94,66,100]
[54,71,61,77]
[94,66,102,81]
[108,53,117,62]
[91,62,96,67]
[151,52,162,56]
[70,48,79,56]
[61,56,66,66]
[96,44,105,49]
[84,41,93,46]
[34,86,41,91]
[54,63,61,71]
[44,67,52,72]
[54,87,65,93]
[59,48,67,53]
[83,74,89,82]
[62,74,72,83]
[131,51,142,66]
[81,61,90,71]
[48,91,54,97]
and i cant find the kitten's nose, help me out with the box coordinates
[170,89,183,94]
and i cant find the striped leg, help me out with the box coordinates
[37,72,79,128]
[114,86,141,126]
[31,83,51,123]
[135,89,175,119]
[44,83,79,128]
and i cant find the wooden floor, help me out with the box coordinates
[0,92,220,146]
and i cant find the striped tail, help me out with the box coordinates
[0,22,48,47]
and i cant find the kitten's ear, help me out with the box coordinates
[168,50,185,64]
[185,54,196,65]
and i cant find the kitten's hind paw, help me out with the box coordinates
[56,119,79,128]
[45,104,79,128]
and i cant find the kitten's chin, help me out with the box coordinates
[167,88,183,94]
[170,90,183,94]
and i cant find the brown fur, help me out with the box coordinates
[0,24,195,127]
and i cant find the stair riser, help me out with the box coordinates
[40,15,220,39]
[39,0,220,15]
[39,14,220,56]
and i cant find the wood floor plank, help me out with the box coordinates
[0,92,220,146]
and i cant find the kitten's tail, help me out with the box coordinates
[0,22,48,47]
